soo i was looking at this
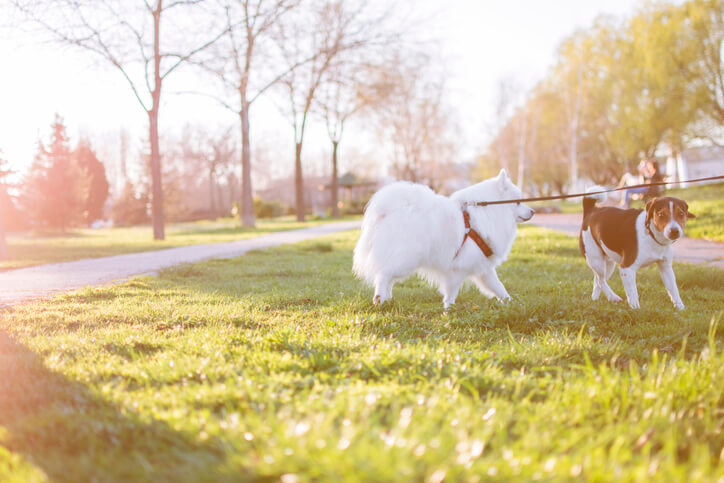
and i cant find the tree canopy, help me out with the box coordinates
[480,0,724,192]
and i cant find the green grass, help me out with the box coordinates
[1,216,357,271]
[1,226,722,481]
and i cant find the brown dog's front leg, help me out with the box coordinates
[657,260,685,310]
[619,266,640,309]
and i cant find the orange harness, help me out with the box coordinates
[455,210,493,258]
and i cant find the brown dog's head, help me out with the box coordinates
[645,197,696,241]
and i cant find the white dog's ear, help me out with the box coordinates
[497,169,509,188]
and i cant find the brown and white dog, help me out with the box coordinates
[579,188,695,310]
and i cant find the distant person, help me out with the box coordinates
[647,159,665,185]
[620,158,664,208]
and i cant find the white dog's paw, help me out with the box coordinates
[442,295,457,308]
[627,298,641,309]
[607,293,623,303]
[673,301,685,310]
[373,294,382,306]
[497,294,511,303]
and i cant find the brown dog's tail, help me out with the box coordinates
[582,186,607,218]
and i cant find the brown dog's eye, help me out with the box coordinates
[657,212,665,217]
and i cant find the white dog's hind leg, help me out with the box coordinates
[473,270,511,302]
[657,260,685,310]
[440,273,465,309]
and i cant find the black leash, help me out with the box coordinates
[463,174,724,207]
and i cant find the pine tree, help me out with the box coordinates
[74,140,110,224]
[21,114,86,231]
[0,152,13,260]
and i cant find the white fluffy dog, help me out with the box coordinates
[353,170,534,308]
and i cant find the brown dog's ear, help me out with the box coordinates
[645,198,657,225]
[679,200,696,219]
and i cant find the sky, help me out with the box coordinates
[0,0,645,183]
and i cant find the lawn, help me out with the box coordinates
[0,216,354,271]
[0,226,722,481]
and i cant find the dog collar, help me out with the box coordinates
[455,210,493,258]
[645,220,667,246]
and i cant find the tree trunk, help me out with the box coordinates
[240,100,255,227]
[217,180,225,217]
[295,142,305,222]
[208,168,216,219]
[568,67,582,192]
[331,140,339,218]
[525,111,540,194]
[150,3,165,240]
[0,215,7,261]
[516,113,527,190]
[149,111,165,239]
[228,173,237,214]
[569,126,578,190]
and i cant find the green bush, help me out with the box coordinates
[253,197,289,218]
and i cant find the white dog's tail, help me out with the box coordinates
[583,185,607,217]
[353,217,373,284]
[352,195,383,285]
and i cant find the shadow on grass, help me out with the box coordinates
[0,332,238,482]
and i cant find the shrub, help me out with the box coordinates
[253,197,288,218]
[112,182,149,226]
[340,199,367,215]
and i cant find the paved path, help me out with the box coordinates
[531,213,724,269]
[0,220,362,306]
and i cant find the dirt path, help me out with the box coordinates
[0,220,362,306]
[531,213,724,269]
